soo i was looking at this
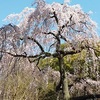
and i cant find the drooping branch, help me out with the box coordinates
[43,32,59,41]
[27,37,44,52]
[60,34,68,42]
[70,26,86,33]
[20,37,44,52]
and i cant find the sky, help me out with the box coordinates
[0,0,100,34]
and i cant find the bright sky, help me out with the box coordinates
[0,0,100,34]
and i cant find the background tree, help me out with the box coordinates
[0,0,99,99]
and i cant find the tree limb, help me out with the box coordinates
[20,37,44,52]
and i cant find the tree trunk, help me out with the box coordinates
[63,77,70,100]
[56,55,70,100]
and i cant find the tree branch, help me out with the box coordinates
[28,37,44,52]
[43,32,59,41]
[20,37,44,52]
[52,8,58,24]
[48,41,57,52]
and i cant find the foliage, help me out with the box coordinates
[39,41,100,80]
[39,57,59,71]
[0,57,57,100]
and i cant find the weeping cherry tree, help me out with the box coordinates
[0,0,99,99]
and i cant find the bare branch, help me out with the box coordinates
[48,41,57,52]
[43,32,59,41]
[20,37,45,52]
[52,8,58,24]
[27,37,44,52]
